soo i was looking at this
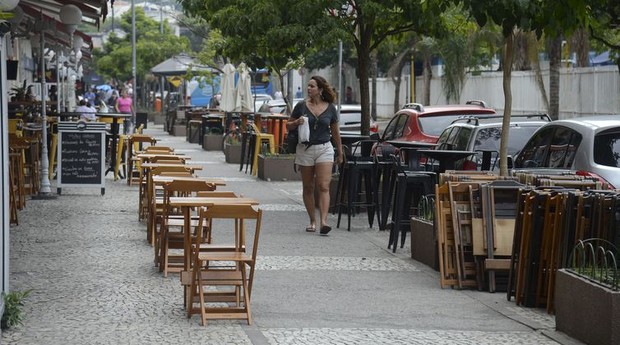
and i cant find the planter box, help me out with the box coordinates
[258,154,300,181]
[172,124,186,137]
[224,145,242,164]
[187,121,201,144]
[152,113,166,126]
[202,134,223,151]
[410,217,439,271]
[555,269,620,345]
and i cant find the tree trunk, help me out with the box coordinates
[356,36,371,135]
[571,28,590,67]
[549,35,562,120]
[513,31,531,70]
[423,54,432,106]
[499,32,514,177]
[389,49,410,113]
[393,74,402,114]
[371,51,378,121]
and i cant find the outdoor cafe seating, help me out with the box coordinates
[187,204,263,325]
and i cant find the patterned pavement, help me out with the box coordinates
[1,124,579,345]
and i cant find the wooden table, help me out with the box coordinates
[418,149,476,173]
[139,163,204,240]
[386,140,437,149]
[168,197,259,275]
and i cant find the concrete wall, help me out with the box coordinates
[369,66,619,119]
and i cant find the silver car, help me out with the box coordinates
[338,104,378,135]
[514,115,620,188]
[436,114,550,170]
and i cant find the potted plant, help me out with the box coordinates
[1,290,31,331]
[555,239,620,345]
[223,130,242,164]
[202,127,224,151]
[410,195,439,270]
[257,152,300,181]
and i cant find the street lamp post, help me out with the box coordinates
[34,20,53,196]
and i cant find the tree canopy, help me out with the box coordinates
[93,7,190,84]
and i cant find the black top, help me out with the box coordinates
[290,101,339,145]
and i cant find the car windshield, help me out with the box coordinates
[473,125,541,155]
[593,130,620,167]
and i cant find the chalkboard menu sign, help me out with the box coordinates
[57,122,107,195]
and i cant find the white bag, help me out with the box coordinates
[298,116,310,143]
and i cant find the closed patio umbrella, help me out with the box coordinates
[235,63,253,112]
[219,63,236,112]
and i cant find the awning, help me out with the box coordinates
[13,0,110,56]
[19,0,109,28]
[151,53,213,76]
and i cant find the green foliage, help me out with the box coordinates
[1,290,32,330]
[93,7,190,83]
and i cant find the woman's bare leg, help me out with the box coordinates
[314,162,334,228]
[300,165,317,228]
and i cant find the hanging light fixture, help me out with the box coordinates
[72,34,83,54]
[8,5,23,26]
[59,4,82,35]
[0,0,20,12]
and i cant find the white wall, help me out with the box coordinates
[368,66,619,119]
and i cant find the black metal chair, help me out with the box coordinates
[387,150,436,252]
[335,140,379,231]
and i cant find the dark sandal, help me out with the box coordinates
[306,226,316,232]
[319,225,332,235]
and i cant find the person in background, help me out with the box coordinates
[84,86,96,106]
[93,94,108,113]
[285,75,343,235]
[75,99,96,121]
[295,86,302,98]
[48,85,58,102]
[107,89,119,108]
[345,86,353,104]
[209,93,221,109]
[115,89,133,115]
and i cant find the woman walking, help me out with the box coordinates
[115,89,133,115]
[286,76,343,235]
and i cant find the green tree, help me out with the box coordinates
[93,8,190,90]
[588,0,620,72]
[180,0,447,133]
[180,0,337,109]
[324,0,448,134]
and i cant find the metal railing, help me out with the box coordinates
[567,238,620,291]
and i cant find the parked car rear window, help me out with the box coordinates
[418,115,464,136]
[473,126,541,155]
[593,130,620,167]
[515,126,582,168]
[418,113,494,137]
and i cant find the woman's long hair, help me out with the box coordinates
[310,75,337,103]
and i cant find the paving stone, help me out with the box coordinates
[1,124,569,345]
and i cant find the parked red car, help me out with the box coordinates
[373,101,497,157]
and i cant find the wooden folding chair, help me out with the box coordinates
[188,204,262,326]
[126,134,157,185]
[158,179,217,277]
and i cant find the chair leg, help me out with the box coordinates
[241,264,252,325]
[197,265,207,326]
